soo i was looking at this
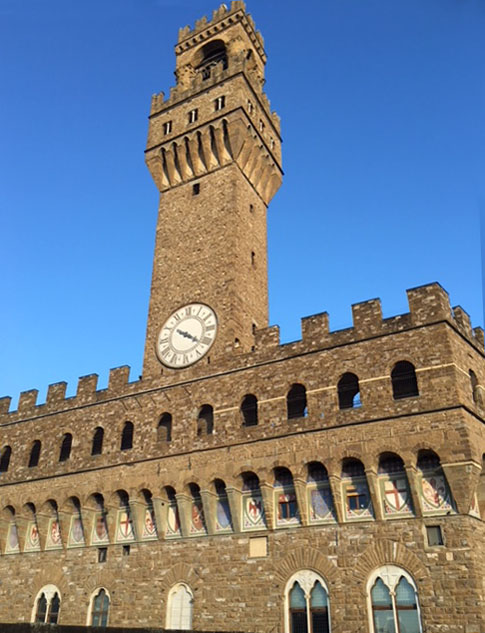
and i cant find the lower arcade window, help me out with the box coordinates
[286,571,330,633]
[369,566,422,633]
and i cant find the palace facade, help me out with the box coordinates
[1,3,484,632]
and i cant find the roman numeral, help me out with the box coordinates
[205,324,216,332]
[201,336,212,346]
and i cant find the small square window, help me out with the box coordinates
[249,204,254,213]
[193,183,200,195]
[122,545,131,556]
[188,109,198,124]
[426,525,443,546]
[163,121,172,135]
[98,547,107,563]
[215,96,226,111]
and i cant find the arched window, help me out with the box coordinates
[287,384,308,419]
[59,433,72,462]
[158,412,172,442]
[241,394,258,426]
[91,427,104,456]
[341,458,373,521]
[90,493,109,545]
[166,583,193,630]
[197,405,214,436]
[188,483,206,535]
[285,571,331,633]
[67,496,85,547]
[214,479,232,532]
[165,486,181,538]
[120,421,134,451]
[32,585,61,624]
[368,566,422,633]
[90,588,110,627]
[141,489,157,540]
[193,39,228,80]
[0,445,11,472]
[337,373,361,409]
[241,471,266,530]
[378,453,413,517]
[391,361,419,399]
[274,467,300,526]
[28,440,41,468]
[417,450,454,515]
[115,490,134,542]
[307,462,335,524]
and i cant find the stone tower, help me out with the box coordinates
[143,1,282,378]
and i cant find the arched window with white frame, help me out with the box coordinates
[88,587,110,627]
[367,565,422,633]
[284,571,331,633]
[32,584,61,624]
[166,583,193,631]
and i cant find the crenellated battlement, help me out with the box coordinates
[255,283,484,354]
[176,2,264,60]
[1,284,482,423]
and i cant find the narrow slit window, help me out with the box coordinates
[28,440,41,468]
[215,95,226,111]
[163,121,172,135]
[120,421,134,451]
[188,108,198,124]
[59,433,72,462]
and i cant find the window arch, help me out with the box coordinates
[341,458,373,521]
[166,583,193,630]
[307,462,335,524]
[115,489,134,542]
[165,486,181,538]
[274,467,300,526]
[91,427,104,456]
[59,433,72,462]
[378,453,413,517]
[89,588,110,627]
[367,565,422,633]
[287,384,308,419]
[285,570,331,633]
[32,585,61,624]
[158,412,172,442]
[0,445,11,472]
[120,421,134,451]
[214,479,232,532]
[188,483,206,535]
[193,39,228,80]
[337,373,361,409]
[241,394,258,426]
[391,361,419,399]
[417,450,454,515]
[241,471,266,530]
[197,405,214,436]
[28,440,41,468]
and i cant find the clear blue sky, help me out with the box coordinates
[1,0,484,407]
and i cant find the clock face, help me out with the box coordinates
[156,303,218,368]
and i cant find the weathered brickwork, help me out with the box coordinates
[1,2,485,632]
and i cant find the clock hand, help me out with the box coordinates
[176,328,199,343]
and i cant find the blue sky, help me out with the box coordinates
[1,0,484,407]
